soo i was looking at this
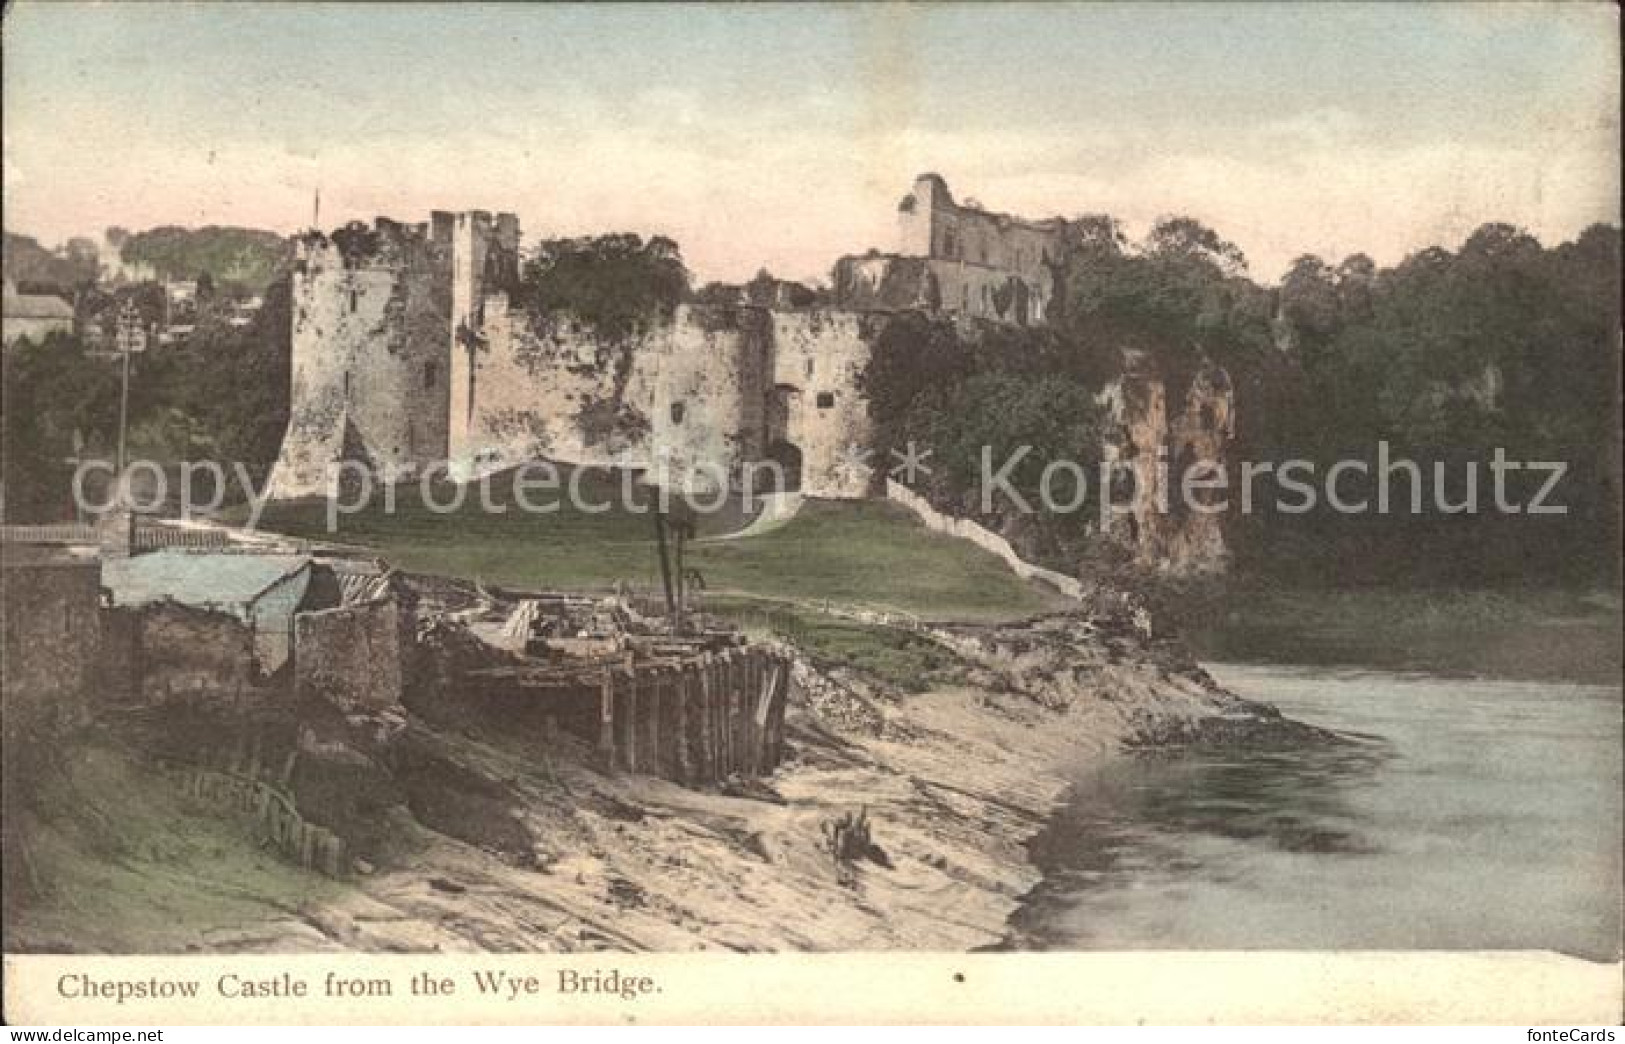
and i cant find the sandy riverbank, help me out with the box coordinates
[174,615,1293,954]
[7,612,1303,954]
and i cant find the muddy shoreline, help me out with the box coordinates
[223,614,1309,953]
[8,612,1313,954]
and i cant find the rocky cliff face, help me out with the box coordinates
[1096,358,1235,574]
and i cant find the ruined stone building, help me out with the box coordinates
[0,544,101,739]
[266,175,1078,505]
[832,173,1066,327]
[267,210,876,500]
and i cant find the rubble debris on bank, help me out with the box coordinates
[3,519,1320,953]
[3,521,795,888]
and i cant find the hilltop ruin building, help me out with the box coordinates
[834,172,1066,327]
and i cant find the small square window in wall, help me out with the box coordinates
[670,401,686,424]
[816,392,835,409]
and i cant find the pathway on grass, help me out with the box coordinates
[697,492,804,542]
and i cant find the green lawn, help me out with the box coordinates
[252,470,1059,622]
[715,598,961,691]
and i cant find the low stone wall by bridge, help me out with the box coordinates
[885,480,1085,600]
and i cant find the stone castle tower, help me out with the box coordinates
[263,178,1232,572]
[265,210,518,499]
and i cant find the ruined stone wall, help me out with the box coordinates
[886,480,1086,598]
[450,302,871,498]
[833,255,939,314]
[646,306,771,489]
[449,296,663,476]
[267,222,454,498]
[767,310,876,498]
[293,597,408,712]
[260,204,916,507]
[834,255,1049,326]
[122,602,260,707]
[0,558,101,735]
[448,211,521,458]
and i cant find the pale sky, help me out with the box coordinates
[3,2,1618,284]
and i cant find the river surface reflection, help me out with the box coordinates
[1011,664,1623,960]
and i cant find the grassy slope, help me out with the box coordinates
[718,599,961,691]
[254,477,1059,622]
[247,474,1618,681]
[6,741,342,952]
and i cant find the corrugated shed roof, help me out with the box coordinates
[337,571,394,606]
[501,599,542,641]
[102,550,310,617]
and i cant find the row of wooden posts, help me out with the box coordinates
[597,646,791,784]
[165,760,348,877]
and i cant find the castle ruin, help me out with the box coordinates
[268,211,877,501]
[833,173,1066,327]
[266,175,1233,572]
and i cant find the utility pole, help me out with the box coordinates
[63,430,86,525]
[115,301,135,493]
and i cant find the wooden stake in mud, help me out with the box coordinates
[598,669,616,770]
[652,507,677,632]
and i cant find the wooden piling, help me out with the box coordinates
[697,655,716,782]
[642,672,658,778]
[675,666,694,784]
[619,678,639,774]
[598,669,616,769]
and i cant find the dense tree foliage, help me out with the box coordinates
[1049,214,1275,395]
[896,373,1111,563]
[140,274,294,482]
[1236,221,1621,584]
[2,233,98,292]
[860,311,1115,564]
[518,234,690,337]
[118,226,289,295]
[862,215,1620,587]
[1,275,293,520]
[1,333,121,519]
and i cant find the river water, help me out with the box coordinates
[1013,664,1623,960]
